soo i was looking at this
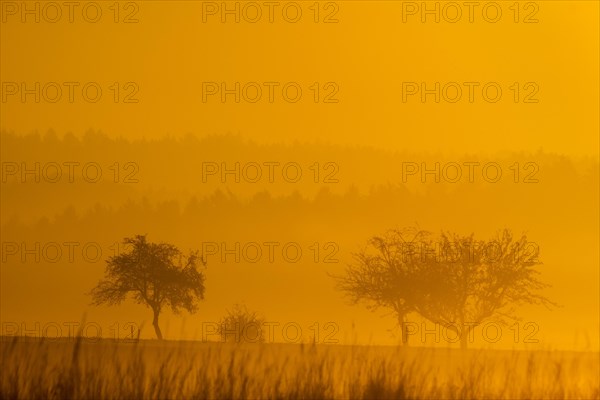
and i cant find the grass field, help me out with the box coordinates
[1,337,598,399]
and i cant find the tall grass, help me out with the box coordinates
[1,337,598,399]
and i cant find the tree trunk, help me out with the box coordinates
[398,313,409,347]
[152,308,163,340]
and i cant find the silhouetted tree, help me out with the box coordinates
[418,229,553,349]
[90,235,206,339]
[334,228,434,346]
[335,228,554,349]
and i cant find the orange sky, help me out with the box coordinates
[1,1,598,155]
[1,1,599,350]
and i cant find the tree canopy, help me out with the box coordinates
[90,235,206,339]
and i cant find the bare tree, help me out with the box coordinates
[418,230,554,349]
[334,228,434,346]
[335,228,554,349]
[90,235,206,340]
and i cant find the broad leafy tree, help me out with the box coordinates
[90,235,206,339]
